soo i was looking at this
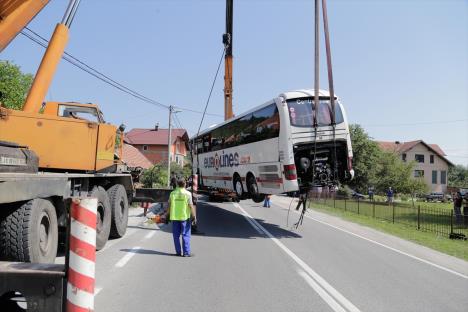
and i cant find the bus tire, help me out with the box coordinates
[91,186,111,250]
[107,184,129,238]
[247,175,265,203]
[233,174,244,198]
[0,199,58,263]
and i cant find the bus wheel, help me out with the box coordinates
[247,175,265,203]
[233,175,244,198]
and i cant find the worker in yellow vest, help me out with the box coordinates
[165,179,197,257]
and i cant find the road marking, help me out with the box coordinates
[101,228,138,251]
[94,287,102,296]
[297,270,347,312]
[144,230,157,240]
[234,203,361,312]
[234,203,264,235]
[299,210,468,280]
[115,246,141,268]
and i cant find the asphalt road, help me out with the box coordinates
[89,195,468,312]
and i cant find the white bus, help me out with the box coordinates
[190,89,354,202]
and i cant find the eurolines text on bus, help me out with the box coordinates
[204,152,240,170]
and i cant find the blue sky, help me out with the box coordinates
[2,0,467,165]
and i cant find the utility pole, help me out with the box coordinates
[167,105,181,187]
[167,106,173,187]
[223,0,233,121]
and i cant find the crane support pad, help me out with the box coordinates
[134,188,172,203]
[0,261,64,312]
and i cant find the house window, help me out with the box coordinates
[142,145,148,151]
[432,170,437,184]
[430,155,434,164]
[402,153,406,162]
[414,170,424,178]
[415,154,424,163]
[441,170,447,184]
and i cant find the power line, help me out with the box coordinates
[363,119,468,127]
[20,27,223,118]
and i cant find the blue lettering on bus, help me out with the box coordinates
[204,152,240,170]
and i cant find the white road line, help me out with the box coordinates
[144,230,157,240]
[115,246,141,268]
[235,203,361,312]
[101,228,138,251]
[234,203,264,235]
[300,210,468,280]
[297,270,347,312]
[94,287,103,296]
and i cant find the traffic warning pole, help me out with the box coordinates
[67,198,97,312]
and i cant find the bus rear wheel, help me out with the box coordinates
[247,175,265,203]
[233,175,244,198]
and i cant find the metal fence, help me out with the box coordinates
[309,196,468,239]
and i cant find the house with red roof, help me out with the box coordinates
[377,140,453,193]
[122,143,153,170]
[125,128,189,166]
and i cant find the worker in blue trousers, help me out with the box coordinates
[164,179,197,257]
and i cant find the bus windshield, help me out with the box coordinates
[287,98,344,127]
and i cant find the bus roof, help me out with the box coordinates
[191,89,339,140]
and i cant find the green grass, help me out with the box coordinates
[309,201,468,261]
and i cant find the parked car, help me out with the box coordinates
[351,190,366,200]
[425,192,451,202]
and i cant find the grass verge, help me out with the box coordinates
[309,203,468,262]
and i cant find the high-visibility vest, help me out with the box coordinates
[169,187,191,221]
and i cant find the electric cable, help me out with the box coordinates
[20,27,223,117]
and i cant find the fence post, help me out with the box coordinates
[450,210,453,235]
[392,202,395,223]
[417,205,420,230]
[334,196,335,208]
[372,199,375,218]
[345,198,347,211]
[357,198,360,214]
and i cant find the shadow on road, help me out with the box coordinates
[120,248,174,257]
[158,200,302,240]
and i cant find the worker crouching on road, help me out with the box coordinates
[164,179,197,257]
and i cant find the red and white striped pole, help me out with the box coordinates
[192,174,198,193]
[67,198,97,312]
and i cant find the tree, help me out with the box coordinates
[140,163,168,188]
[0,61,33,110]
[348,124,381,192]
[448,164,468,187]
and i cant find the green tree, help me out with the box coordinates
[0,60,33,110]
[348,124,381,192]
[140,163,168,188]
[448,164,468,187]
[405,177,428,206]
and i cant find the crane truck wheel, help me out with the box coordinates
[107,184,129,238]
[90,186,111,250]
[0,199,58,263]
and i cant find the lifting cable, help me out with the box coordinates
[194,44,228,176]
[321,0,339,187]
[293,0,337,229]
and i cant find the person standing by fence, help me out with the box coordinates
[453,192,463,224]
[368,186,374,201]
[386,187,394,204]
[463,193,468,227]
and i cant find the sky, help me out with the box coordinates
[2,0,467,166]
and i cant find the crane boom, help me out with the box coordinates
[223,0,233,120]
[0,0,50,53]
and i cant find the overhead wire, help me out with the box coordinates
[20,27,223,118]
